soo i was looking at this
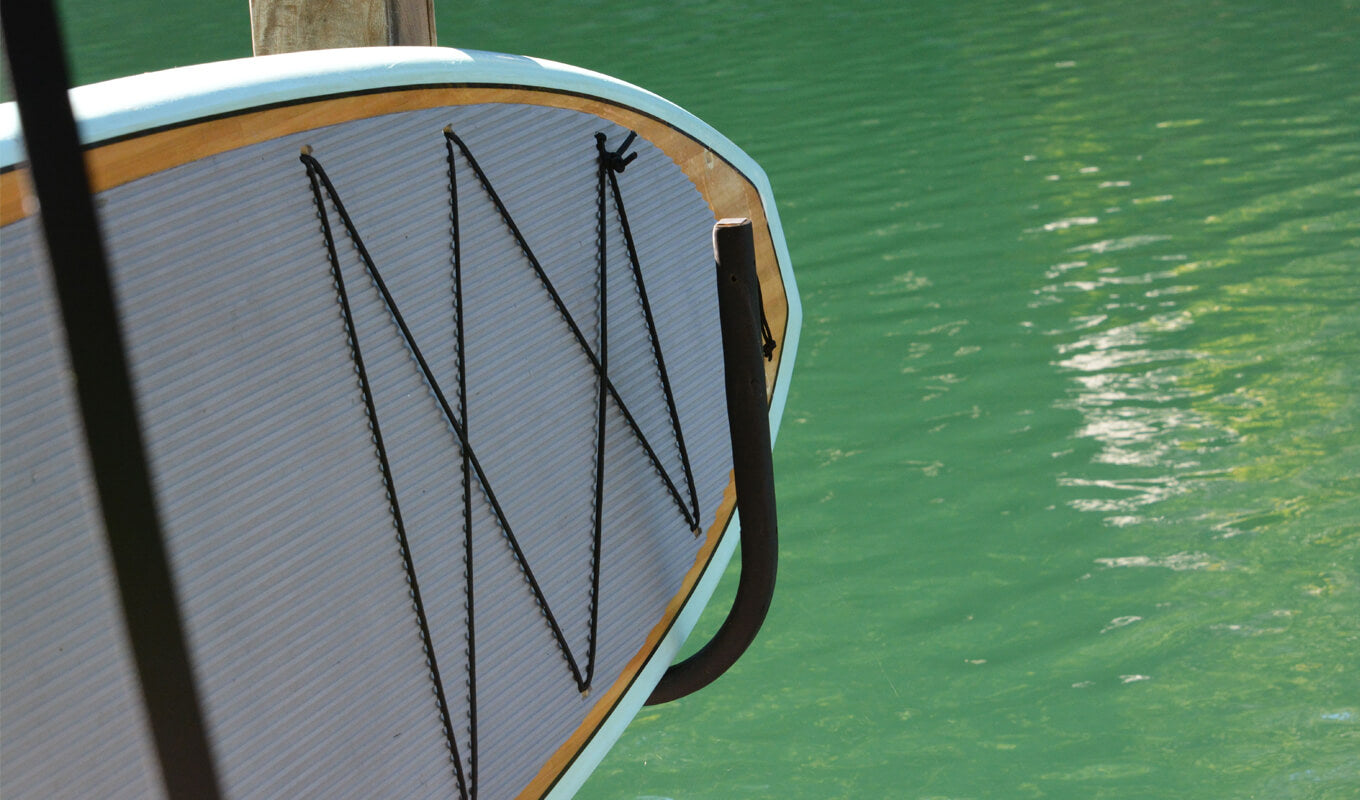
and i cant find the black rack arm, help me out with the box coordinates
[0,2,223,797]
[647,218,779,705]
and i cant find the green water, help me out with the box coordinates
[16,0,1360,797]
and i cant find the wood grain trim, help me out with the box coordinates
[0,168,34,224]
[0,86,790,798]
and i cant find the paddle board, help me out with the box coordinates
[0,46,799,799]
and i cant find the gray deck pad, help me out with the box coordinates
[1,102,731,799]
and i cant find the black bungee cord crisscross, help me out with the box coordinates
[302,153,470,798]
[603,130,774,368]
[596,131,703,533]
[301,126,708,799]
[302,150,586,690]
[305,149,600,800]
[443,128,702,534]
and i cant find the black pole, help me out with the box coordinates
[647,218,778,705]
[0,3,224,797]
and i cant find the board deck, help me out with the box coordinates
[0,47,800,799]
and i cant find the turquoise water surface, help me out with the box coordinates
[20,0,1360,797]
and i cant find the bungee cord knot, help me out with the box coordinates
[596,130,639,173]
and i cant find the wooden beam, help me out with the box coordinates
[249,0,436,55]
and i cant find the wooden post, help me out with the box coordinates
[250,0,436,55]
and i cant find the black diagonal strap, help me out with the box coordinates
[303,155,470,798]
[444,129,701,533]
[598,131,703,534]
[445,135,479,796]
[302,151,590,693]
[0,2,223,797]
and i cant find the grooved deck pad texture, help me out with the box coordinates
[0,102,729,799]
